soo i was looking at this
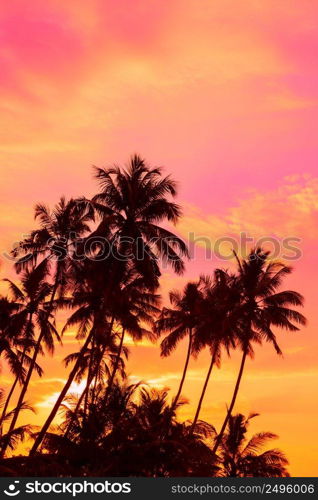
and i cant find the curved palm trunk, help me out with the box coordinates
[190,346,217,433]
[3,273,58,458]
[0,315,33,430]
[31,261,129,455]
[0,376,19,431]
[30,329,94,456]
[212,350,247,455]
[83,337,95,419]
[1,309,48,457]
[64,335,110,438]
[1,332,44,456]
[171,330,192,410]
[102,327,125,406]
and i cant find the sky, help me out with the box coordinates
[0,0,318,476]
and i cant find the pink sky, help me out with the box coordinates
[0,0,318,476]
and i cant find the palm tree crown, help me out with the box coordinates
[93,154,188,281]
[218,413,289,477]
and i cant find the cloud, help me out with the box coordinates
[177,174,318,260]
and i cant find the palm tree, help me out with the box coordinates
[212,248,306,455]
[12,196,93,277]
[190,270,239,431]
[92,154,188,282]
[31,156,187,455]
[126,387,218,476]
[0,389,35,459]
[1,264,60,456]
[0,296,27,393]
[42,384,218,477]
[11,197,93,378]
[103,270,161,403]
[218,413,289,477]
[62,342,128,440]
[0,294,41,430]
[155,282,203,409]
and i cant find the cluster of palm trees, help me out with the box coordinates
[0,155,306,476]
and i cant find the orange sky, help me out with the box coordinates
[0,0,318,476]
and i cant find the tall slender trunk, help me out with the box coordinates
[0,314,33,430]
[0,277,59,458]
[0,376,18,432]
[171,330,192,411]
[64,335,110,439]
[1,282,59,457]
[30,329,94,456]
[190,346,217,433]
[2,333,43,458]
[83,337,95,419]
[212,350,247,455]
[103,327,125,406]
[91,339,109,406]
[30,259,123,455]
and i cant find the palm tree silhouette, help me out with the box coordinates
[0,390,34,457]
[92,154,188,281]
[155,282,203,409]
[190,270,239,431]
[41,384,218,477]
[1,264,60,456]
[31,156,187,455]
[0,296,36,430]
[13,197,93,276]
[212,248,306,455]
[0,296,27,384]
[218,413,289,477]
[0,156,308,478]
[103,270,160,403]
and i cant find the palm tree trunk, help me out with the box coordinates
[91,340,108,405]
[64,336,109,438]
[190,346,217,433]
[0,314,33,431]
[171,330,192,410]
[1,301,55,458]
[30,328,94,456]
[30,264,120,455]
[2,332,43,456]
[211,350,247,455]
[0,376,19,431]
[103,327,125,406]
[83,337,95,418]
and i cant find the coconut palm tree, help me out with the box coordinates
[0,294,42,430]
[11,197,93,377]
[212,248,306,455]
[103,270,161,403]
[31,156,187,455]
[218,413,289,477]
[0,389,34,457]
[41,384,218,477]
[0,296,27,392]
[8,196,92,448]
[12,196,93,276]
[155,282,203,409]
[125,387,218,476]
[190,270,239,431]
[92,154,188,283]
[62,340,128,439]
[1,264,60,456]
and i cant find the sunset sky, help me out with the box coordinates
[0,0,318,476]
